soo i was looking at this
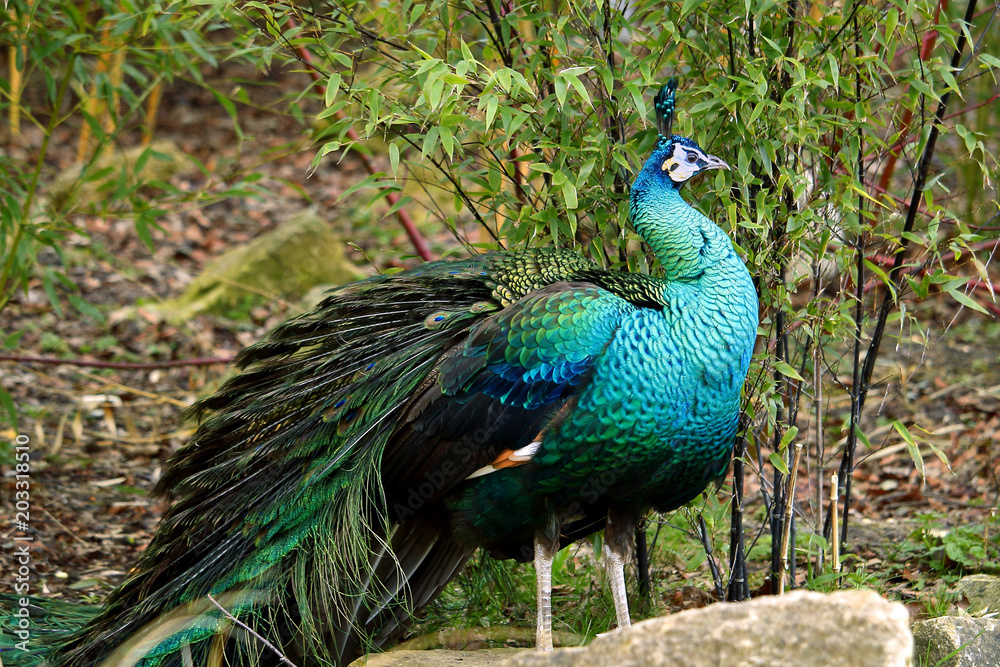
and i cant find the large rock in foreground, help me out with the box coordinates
[503,590,912,667]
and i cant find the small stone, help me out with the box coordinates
[911,616,1000,667]
[956,575,1000,616]
[149,210,365,323]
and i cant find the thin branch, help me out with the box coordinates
[481,0,514,68]
[395,132,503,246]
[205,594,298,667]
[698,513,725,601]
[635,519,651,601]
[602,0,628,198]
[728,413,749,602]
[0,355,233,369]
[841,12,866,552]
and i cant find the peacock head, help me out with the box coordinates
[643,79,730,191]
[646,135,730,190]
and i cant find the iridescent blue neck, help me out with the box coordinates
[629,169,710,282]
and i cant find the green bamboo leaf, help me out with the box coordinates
[460,39,474,64]
[484,94,499,129]
[567,75,592,108]
[325,72,341,107]
[529,163,554,175]
[440,126,454,160]
[853,425,871,451]
[626,82,646,122]
[554,76,568,108]
[0,385,16,428]
[562,181,578,210]
[893,420,924,479]
[41,269,63,318]
[681,0,709,17]
[496,68,511,92]
[769,452,790,476]
[886,9,898,38]
[67,294,104,323]
[926,439,951,469]
[181,29,217,68]
[389,143,400,179]
[384,194,413,219]
[779,425,799,451]
[686,550,707,570]
[773,360,803,382]
[441,73,470,85]
[335,173,383,203]
[947,288,989,315]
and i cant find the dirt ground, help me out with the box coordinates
[1,61,998,630]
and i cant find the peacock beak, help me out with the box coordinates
[703,154,731,171]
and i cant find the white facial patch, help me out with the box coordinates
[662,144,702,183]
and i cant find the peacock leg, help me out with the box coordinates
[534,523,560,651]
[603,507,636,631]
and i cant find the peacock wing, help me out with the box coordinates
[382,281,637,497]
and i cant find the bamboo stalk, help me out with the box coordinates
[841,0,980,548]
[830,472,840,583]
[77,24,114,163]
[143,81,164,145]
[104,48,125,134]
[7,7,23,136]
[778,442,804,594]
[8,45,22,135]
[813,342,824,575]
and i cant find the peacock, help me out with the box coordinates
[1,80,758,666]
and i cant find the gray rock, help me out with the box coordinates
[911,616,1000,667]
[349,648,527,666]
[149,210,364,323]
[956,575,1000,616]
[501,590,912,667]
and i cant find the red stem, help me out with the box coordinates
[875,0,948,200]
[287,18,433,261]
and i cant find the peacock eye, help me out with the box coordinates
[686,152,698,163]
